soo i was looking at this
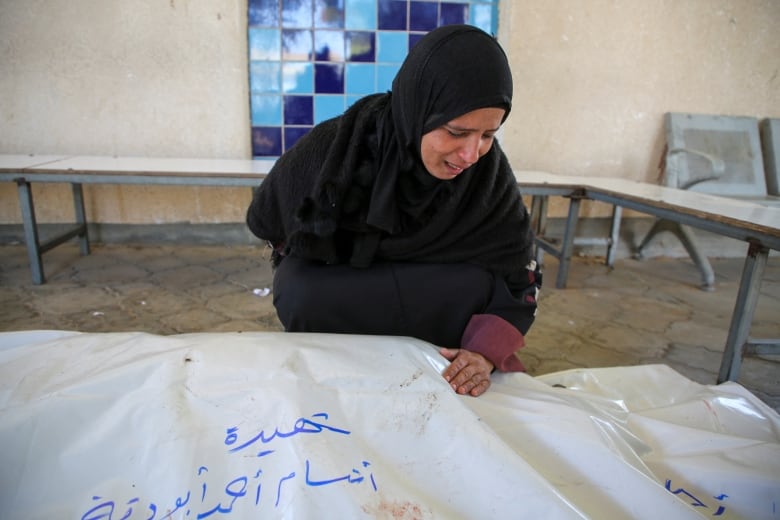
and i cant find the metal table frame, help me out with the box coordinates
[0,156,271,285]
[517,176,780,384]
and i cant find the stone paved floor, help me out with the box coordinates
[0,243,778,412]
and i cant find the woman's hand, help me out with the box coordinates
[439,348,495,397]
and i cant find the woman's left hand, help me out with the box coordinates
[439,348,495,397]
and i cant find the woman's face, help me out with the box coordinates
[420,107,506,180]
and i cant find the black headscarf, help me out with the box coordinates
[247,24,533,276]
[368,24,513,234]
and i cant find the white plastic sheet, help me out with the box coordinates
[0,331,778,519]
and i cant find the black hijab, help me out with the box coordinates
[247,24,533,276]
[369,24,513,234]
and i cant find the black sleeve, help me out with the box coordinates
[246,119,339,248]
[485,263,543,335]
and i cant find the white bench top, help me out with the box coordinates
[514,170,780,241]
[8,155,275,178]
[584,176,780,235]
[0,154,71,171]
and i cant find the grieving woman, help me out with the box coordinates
[247,24,541,397]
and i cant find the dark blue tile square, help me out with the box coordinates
[408,32,425,51]
[378,0,407,30]
[315,63,345,93]
[252,126,283,156]
[440,3,469,26]
[346,31,375,62]
[249,0,280,26]
[315,0,344,28]
[284,95,314,124]
[284,126,313,151]
[410,1,437,31]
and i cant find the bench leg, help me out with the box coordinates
[72,183,90,256]
[718,242,768,383]
[675,223,715,290]
[530,194,582,289]
[16,179,45,285]
[635,218,659,257]
[530,195,548,267]
[555,196,582,289]
[606,205,622,267]
[635,218,715,290]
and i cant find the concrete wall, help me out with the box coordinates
[1,0,778,227]
[0,0,251,224]
[499,0,780,217]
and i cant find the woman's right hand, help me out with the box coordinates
[439,347,494,397]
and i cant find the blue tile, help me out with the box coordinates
[249,0,280,26]
[346,63,376,94]
[378,0,407,30]
[315,0,344,28]
[252,126,283,156]
[282,0,313,27]
[284,126,312,151]
[249,0,505,158]
[410,2,437,31]
[376,31,407,62]
[346,94,365,108]
[471,3,496,35]
[249,28,281,60]
[346,31,375,62]
[282,29,312,60]
[249,62,281,93]
[282,62,314,93]
[251,94,283,125]
[284,95,314,124]
[314,30,345,61]
[314,95,345,122]
[408,32,425,51]
[315,63,345,93]
[377,63,400,92]
[440,3,469,26]
[345,0,376,30]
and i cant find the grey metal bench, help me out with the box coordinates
[514,170,780,385]
[0,155,272,285]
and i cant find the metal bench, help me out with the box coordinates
[0,155,273,284]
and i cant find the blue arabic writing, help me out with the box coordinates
[665,479,727,516]
[81,458,377,520]
[224,412,351,456]
[305,459,378,491]
[80,413,376,520]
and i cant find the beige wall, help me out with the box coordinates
[0,0,251,224]
[500,0,780,216]
[1,1,778,225]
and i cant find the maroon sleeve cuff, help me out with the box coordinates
[460,314,526,372]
